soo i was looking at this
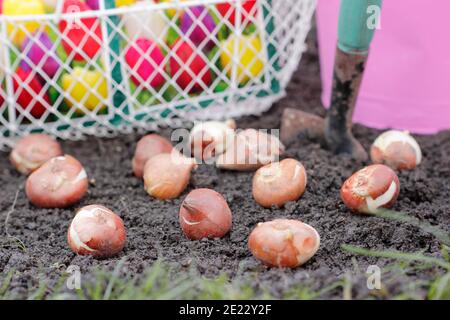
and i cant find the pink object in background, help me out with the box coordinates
[316,0,450,134]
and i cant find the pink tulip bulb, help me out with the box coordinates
[180,6,216,49]
[85,0,99,10]
[21,32,60,78]
[125,38,165,88]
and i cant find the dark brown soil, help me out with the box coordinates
[0,29,449,300]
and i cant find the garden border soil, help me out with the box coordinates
[1,28,449,299]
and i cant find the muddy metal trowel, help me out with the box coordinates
[281,0,383,160]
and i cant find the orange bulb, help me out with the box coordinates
[216,129,284,171]
[143,152,197,200]
[189,119,236,160]
[253,159,307,208]
[341,164,400,214]
[132,134,173,178]
[68,205,126,258]
[248,219,320,268]
[179,189,232,240]
[26,155,88,208]
[10,134,62,175]
[370,130,422,170]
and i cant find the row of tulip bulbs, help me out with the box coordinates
[0,0,264,122]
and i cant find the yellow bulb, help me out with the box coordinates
[3,0,46,47]
[62,67,108,115]
[220,35,265,85]
[116,0,136,7]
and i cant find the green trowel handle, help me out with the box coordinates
[338,0,383,54]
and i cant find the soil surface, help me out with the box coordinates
[1,28,449,300]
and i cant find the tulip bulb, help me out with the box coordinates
[216,129,284,171]
[190,119,236,160]
[253,159,307,208]
[10,134,62,175]
[371,130,422,171]
[341,164,400,214]
[68,205,126,258]
[26,155,89,208]
[248,219,320,268]
[179,189,232,240]
[132,134,173,178]
[143,152,197,200]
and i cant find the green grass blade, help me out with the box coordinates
[342,244,450,270]
[428,272,450,300]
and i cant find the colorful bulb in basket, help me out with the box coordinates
[115,0,136,7]
[216,0,257,27]
[58,0,102,62]
[21,32,61,79]
[61,67,108,114]
[85,0,136,10]
[220,34,264,84]
[170,39,212,92]
[3,0,46,47]
[180,6,216,49]
[84,0,100,10]
[13,67,51,118]
[124,0,168,42]
[125,38,165,88]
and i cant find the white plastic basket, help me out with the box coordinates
[0,0,315,150]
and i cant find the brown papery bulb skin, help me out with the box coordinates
[68,205,126,258]
[143,152,197,200]
[10,134,62,175]
[179,188,232,240]
[248,219,320,268]
[216,129,285,171]
[25,155,88,208]
[340,164,400,214]
[132,134,173,178]
[370,130,422,171]
[253,158,307,208]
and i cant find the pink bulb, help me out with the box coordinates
[85,0,99,10]
[125,38,165,88]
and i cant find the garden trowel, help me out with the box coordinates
[281,0,383,160]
